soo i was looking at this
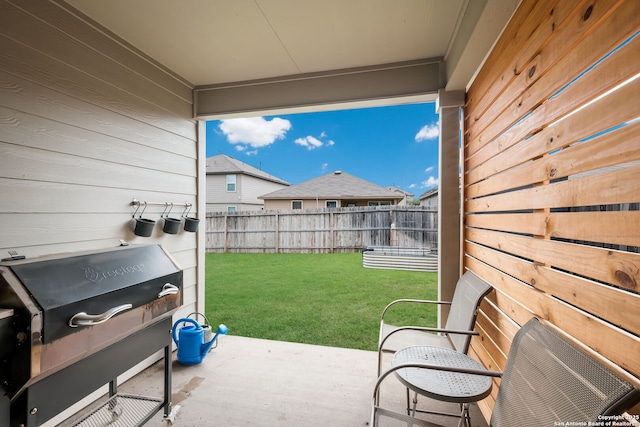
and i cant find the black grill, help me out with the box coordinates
[0,244,182,427]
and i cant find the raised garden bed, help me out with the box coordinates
[362,246,437,272]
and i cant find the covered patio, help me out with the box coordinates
[1,0,638,426]
[90,336,487,427]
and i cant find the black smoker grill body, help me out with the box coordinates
[0,244,183,427]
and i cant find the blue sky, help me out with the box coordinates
[205,102,439,196]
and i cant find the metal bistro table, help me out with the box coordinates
[392,346,493,427]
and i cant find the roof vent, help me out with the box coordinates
[334,170,342,175]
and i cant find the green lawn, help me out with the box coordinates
[204,252,437,351]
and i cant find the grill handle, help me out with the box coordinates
[158,283,179,298]
[68,304,133,327]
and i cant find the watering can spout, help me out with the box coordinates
[201,324,228,355]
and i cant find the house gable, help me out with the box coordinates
[206,154,289,212]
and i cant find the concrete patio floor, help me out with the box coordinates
[115,335,488,427]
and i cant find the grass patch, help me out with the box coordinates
[205,252,437,351]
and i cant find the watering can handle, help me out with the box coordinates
[172,317,200,346]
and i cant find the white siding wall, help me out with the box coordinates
[0,2,202,418]
[206,174,288,212]
[206,174,242,212]
[0,1,201,309]
[420,195,439,209]
[243,175,288,206]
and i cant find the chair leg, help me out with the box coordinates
[456,403,471,427]
[411,391,419,416]
[405,387,411,415]
[403,387,420,416]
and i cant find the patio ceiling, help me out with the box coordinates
[64,0,519,96]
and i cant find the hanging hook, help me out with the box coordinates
[181,203,192,218]
[138,201,148,219]
[161,202,171,218]
[132,200,141,218]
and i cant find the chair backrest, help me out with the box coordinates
[491,318,640,427]
[445,271,493,353]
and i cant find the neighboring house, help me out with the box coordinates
[206,154,289,212]
[386,186,414,206]
[418,188,438,209]
[259,170,403,210]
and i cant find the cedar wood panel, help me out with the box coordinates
[463,0,640,419]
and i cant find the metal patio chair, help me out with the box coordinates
[371,318,640,427]
[377,270,492,375]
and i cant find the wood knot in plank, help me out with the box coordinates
[583,5,593,21]
[615,270,636,290]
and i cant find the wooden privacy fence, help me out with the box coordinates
[205,206,437,253]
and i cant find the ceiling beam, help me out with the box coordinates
[194,58,443,120]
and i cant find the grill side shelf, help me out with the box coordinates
[59,394,163,427]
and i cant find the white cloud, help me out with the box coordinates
[422,176,439,188]
[246,150,258,156]
[219,117,292,148]
[294,131,335,150]
[425,166,434,173]
[408,183,416,189]
[415,124,439,142]
[295,135,324,150]
[321,163,329,171]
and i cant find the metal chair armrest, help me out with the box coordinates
[380,299,452,322]
[378,326,479,353]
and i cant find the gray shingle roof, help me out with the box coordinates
[259,170,401,200]
[418,187,438,200]
[206,154,289,185]
[386,186,414,197]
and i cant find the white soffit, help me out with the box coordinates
[64,0,471,87]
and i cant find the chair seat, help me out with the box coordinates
[393,346,493,403]
[380,324,454,354]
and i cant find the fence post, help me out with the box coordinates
[275,212,279,253]
[223,213,229,252]
[330,211,335,253]
[389,208,397,246]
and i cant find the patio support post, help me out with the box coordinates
[196,120,207,315]
[436,89,465,327]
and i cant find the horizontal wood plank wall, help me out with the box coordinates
[463,0,640,419]
[0,0,199,317]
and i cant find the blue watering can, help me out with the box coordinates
[172,317,228,365]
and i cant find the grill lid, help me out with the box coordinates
[3,245,182,343]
